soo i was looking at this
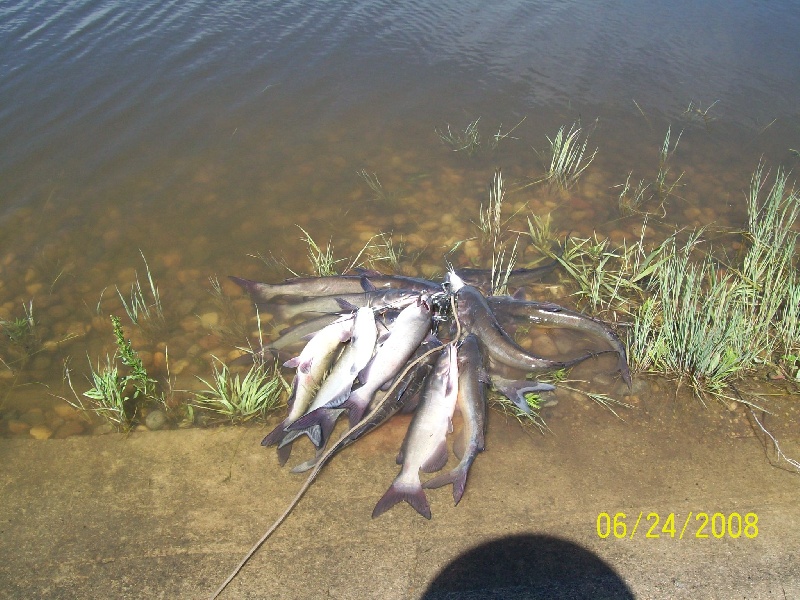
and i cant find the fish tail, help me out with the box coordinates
[261,418,290,447]
[423,467,468,506]
[228,276,276,303]
[276,441,293,466]
[277,428,308,449]
[619,355,632,389]
[341,390,370,427]
[372,479,431,520]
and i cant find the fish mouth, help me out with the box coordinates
[418,294,431,311]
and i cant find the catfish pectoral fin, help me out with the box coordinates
[420,440,449,473]
[372,481,431,520]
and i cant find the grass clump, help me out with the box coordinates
[478,169,519,295]
[0,300,40,365]
[192,357,287,422]
[437,117,526,156]
[617,127,684,216]
[356,169,394,203]
[64,316,158,431]
[437,118,482,155]
[535,164,800,404]
[116,251,165,333]
[544,122,597,190]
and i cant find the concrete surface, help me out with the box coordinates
[1,389,798,599]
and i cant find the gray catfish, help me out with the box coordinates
[280,306,378,451]
[272,288,421,320]
[230,273,440,303]
[448,272,595,374]
[290,342,441,473]
[488,296,632,388]
[338,294,435,426]
[260,314,353,465]
[422,334,486,505]
[372,343,459,520]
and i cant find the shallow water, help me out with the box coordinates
[1,0,800,436]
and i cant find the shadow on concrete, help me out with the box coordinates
[421,533,635,600]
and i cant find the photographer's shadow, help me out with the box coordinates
[421,534,634,599]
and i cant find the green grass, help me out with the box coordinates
[365,231,407,272]
[62,316,159,431]
[536,164,800,404]
[544,122,597,190]
[0,300,39,359]
[116,251,165,331]
[356,169,394,203]
[436,117,482,155]
[436,116,526,156]
[616,127,684,216]
[67,355,130,430]
[192,357,287,422]
[477,169,520,295]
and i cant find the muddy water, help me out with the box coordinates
[1,1,800,439]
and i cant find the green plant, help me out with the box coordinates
[476,169,520,295]
[436,118,482,155]
[615,127,684,216]
[488,391,549,433]
[0,300,39,356]
[366,232,407,272]
[69,355,130,429]
[544,122,597,190]
[62,316,158,431]
[683,100,719,131]
[298,226,339,277]
[192,357,287,422]
[116,251,165,330]
[356,170,393,203]
[654,126,684,203]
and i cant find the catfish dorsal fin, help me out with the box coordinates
[335,298,359,312]
[360,276,377,292]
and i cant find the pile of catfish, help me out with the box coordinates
[231,260,630,520]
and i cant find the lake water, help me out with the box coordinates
[1,0,799,436]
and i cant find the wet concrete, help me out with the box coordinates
[1,390,798,599]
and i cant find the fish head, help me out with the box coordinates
[445,270,466,293]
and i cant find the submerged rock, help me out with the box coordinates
[145,409,168,431]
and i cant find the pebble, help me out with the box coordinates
[93,423,115,436]
[153,351,167,370]
[26,282,44,296]
[31,355,51,371]
[54,420,85,439]
[145,409,168,431]
[21,409,46,427]
[684,206,702,220]
[531,334,559,356]
[7,420,31,434]
[29,425,53,440]
[550,333,574,356]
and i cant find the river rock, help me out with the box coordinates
[21,408,46,427]
[7,420,31,435]
[145,409,167,431]
[53,403,80,420]
[54,420,85,439]
[29,425,53,440]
